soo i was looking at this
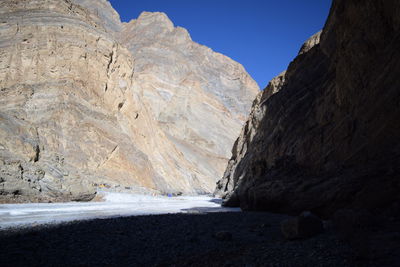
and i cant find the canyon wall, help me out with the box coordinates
[216,0,400,217]
[0,0,258,202]
[120,12,258,189]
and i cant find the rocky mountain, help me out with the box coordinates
[119,12,258,191]
[0,0,258,202]
[216,0,400,218]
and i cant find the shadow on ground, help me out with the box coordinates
[0,211,356,267]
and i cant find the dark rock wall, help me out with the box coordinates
[216,0,400,218]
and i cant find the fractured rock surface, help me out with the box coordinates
[216,0,400,217]
[0,0,258,202]
[120,12,259,190]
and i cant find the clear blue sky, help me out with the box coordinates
[109,0,332,89]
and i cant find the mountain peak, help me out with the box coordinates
[136,11,174,31]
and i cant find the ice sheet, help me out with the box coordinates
[0,192,240,229]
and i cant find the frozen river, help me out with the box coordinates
[0,192,240,229]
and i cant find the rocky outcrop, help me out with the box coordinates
[0,0,258,202]
[215,71,286,200]
[216,0,400,218]
[298,31,321,55]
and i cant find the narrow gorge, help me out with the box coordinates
[1,0,400,266]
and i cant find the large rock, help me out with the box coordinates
[215,0,400,217]
[0,0,258,202]
[281,211,324,240]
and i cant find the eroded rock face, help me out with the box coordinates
[215,71,286,201]
[120,12,259,188]
[0,0,258,202]
[216,0,400,217]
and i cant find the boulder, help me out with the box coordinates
[214,231,233,241]
[281,211,324,240]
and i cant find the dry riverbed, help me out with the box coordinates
[1,193,399,266]
[0,211,354,266]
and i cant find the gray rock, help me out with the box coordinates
[281,212,323,240]
[214,231,233,241]
[120,11,259,192]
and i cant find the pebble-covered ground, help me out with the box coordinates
[0,211,355,266]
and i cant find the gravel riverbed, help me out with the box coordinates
[0,211,355,266]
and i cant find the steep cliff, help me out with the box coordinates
[120,12,259,189]
[216,0,400,217]
[215,70,286,199]
[0,0,258,202]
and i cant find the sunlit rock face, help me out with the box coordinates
[216,0,400,218]
[120,12,259,192]
[0,0,258,202]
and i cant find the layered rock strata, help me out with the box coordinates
[216,0,400,217]
[0,0,258,202]
[120,12,259,187]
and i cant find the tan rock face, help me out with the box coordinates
[215,0,400,217]
[298,31,321,55]
[120,12,259,191]
[0,0,258,202]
